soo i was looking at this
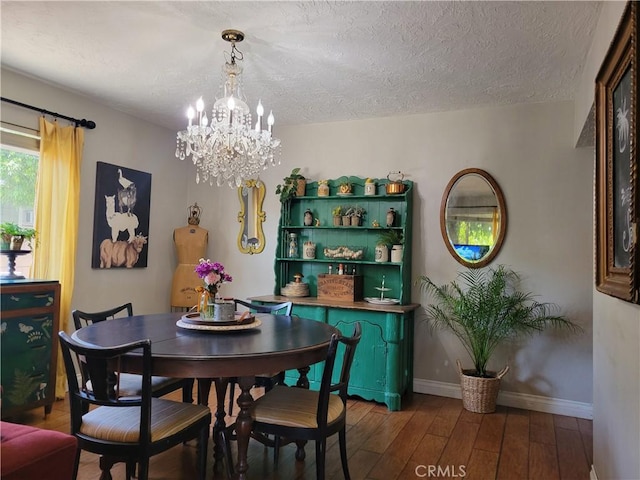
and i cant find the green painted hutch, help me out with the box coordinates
[251,175,418,411]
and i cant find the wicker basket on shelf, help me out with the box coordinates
[456,359,509,414]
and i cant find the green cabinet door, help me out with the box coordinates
[1,314,54,411]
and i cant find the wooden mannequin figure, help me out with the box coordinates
[171,203,209,309]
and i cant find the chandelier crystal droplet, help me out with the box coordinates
[175,29,281,187]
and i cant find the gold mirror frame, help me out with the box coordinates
[237,178,266,254]
[440,168,507,268]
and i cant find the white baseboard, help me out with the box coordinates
[413,378,593,419]
[590,465,598,480]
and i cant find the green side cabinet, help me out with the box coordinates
[251,296,417,411]
[1,280,60,418]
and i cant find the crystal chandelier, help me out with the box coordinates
[175,29,281,187]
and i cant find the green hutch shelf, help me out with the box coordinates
[254,175,418,411]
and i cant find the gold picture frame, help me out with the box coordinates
[595,1,639,302]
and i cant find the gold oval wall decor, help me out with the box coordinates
[237,178,266,254]
[440,168,507,268]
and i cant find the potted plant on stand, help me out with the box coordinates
[377,229,403,262]
[13,226,37,250]
[0,222,36,250]
[275,167,306,225]
[1,222,20,250]
[418,265,581,413]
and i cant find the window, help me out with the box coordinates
[1,143,39,276]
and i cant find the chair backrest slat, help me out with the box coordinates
[316,322,362,428]
[234,299,293,316]
[72,302,133,330]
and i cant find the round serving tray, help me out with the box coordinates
[176,316,262,332]
[364,297,400,305]
[180,312,255,326]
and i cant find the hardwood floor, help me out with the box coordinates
[4,388,592,479]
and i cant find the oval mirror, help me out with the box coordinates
[440,168,507,268]
[237,178,266,254]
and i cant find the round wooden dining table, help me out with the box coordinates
[72,311,339,480]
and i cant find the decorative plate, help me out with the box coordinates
[176,317,262,332]
[180,312,255,327]
[364,297,400,305]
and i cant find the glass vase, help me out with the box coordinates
[199,291,217,319]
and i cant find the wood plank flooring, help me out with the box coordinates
[3,388,592,479]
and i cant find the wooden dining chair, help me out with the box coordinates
[226,299,293,414]
[72,303,194,403]
[58,331,211,480]
[247,322,362,479]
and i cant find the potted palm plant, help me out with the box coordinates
[418,265,580,413]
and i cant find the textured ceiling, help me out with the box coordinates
[1,1,601,131]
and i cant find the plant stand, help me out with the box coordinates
[1,250,30,280]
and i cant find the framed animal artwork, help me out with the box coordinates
[91,162,152,269]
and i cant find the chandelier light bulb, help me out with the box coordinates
[267,110,274,134]
[187,106,195,126]
[175,29,281,187]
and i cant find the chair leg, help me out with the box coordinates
[219,426,234,479]
[137,457,150,480]
[197,424,209,480]
[273,435,281,468]
[183,378,195,403]
[315,439,327,480]
[72,448,81,480]
[227,379,236,415]
[98,455,116,480]
[125,460,136,479]
[339,427,351,479]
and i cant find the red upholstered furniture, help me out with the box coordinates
[0,421,78,480]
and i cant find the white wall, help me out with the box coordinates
[1,68,192,315]
[201,100,594,406]
[574,2,640,479]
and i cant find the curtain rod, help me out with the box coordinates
[1,96,96,129]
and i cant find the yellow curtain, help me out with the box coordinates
[33,118,84,398]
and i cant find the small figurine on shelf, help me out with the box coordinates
[364,178,376,196]
[338,182,352,195]
[288,232,299,258]
[318,180,330,197]
[304,209,314,226]
[386,207,396,227]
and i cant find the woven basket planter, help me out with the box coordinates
[456,359,509,413]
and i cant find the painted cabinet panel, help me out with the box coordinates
[252,296,417,411]
[1,280,60,418]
